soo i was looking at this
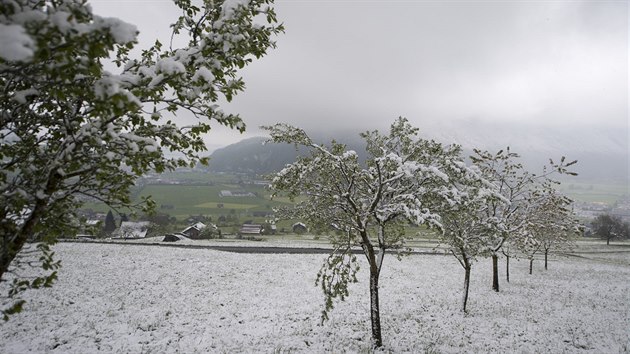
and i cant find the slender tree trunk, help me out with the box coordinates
[529,258,533,275]
[607,236,610,246]
[1,204,44,281]
[544,250,548,270]
[369,268,382,347]
[1,173,58,282]
[462,259,471,313]
[491,254,499,292]
[361,234,383,348]
[505,254,510,283]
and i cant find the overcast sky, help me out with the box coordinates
[91,0,628,154]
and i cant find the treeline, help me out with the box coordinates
[265,118,581,347]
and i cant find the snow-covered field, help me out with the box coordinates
[1,242,628,353]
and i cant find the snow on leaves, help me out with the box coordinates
[0,0,282,318]
[264,117,486,346]
[265,118,581,341]
[0,23,35,61]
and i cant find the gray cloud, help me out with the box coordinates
[92,1,628,156]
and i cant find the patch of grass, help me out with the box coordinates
[81,173,294,222]
[140,185,223,206]
[195,202,258,210]
[556,181,629,204]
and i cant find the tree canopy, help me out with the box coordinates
[265,117,483,347]
[591,214,629,245]
[1,0,282,319]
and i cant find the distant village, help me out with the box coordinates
[573,196,630,223]
[76,215,311,243]
[139,168,269,188]
[77,167,629,241]
[77,197,630,242]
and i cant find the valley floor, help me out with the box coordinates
[1,242,628,353]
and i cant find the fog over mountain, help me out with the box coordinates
[208,119,628,183]
[428,120,628,182]
[91,1,628,185]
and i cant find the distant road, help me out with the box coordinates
[209,245,335,254]
[205,245,448,255]
[60,239,447,255]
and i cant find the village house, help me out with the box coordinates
[239,223,263,236]
[180,222,220,239]
[219,190,256,197]
[113,221,150,239]
[292,222,308,234]
[181,222,206,239]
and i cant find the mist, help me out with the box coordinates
[91,0,629,183]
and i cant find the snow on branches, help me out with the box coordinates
[263,117,481,347]
[470,148,579,291]
[0,0,282,319]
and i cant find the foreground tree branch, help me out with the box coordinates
[0,0,283,319]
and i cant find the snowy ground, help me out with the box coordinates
[1,242,628,353]
[84,235,445,251]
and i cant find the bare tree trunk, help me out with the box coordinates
[1,173,58,282]
[529,258,533,275]
[462,257,471,313]
[361,235,383,348]
[505,254,510,283]
[369,269,382,347]
[491,254,499,292]
[1,207,43,282]
[544,250,548,270]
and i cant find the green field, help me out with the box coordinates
[556,180,629,204]
[81,172,292,223]
[137,184,290,220]
[81,172,629,237]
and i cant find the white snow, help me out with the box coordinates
[93,76,120,99]
[1,242,627,353]
[12,88,39,104]
[0,23,35,61]
[49,11,74,33]
[95,17,138,44]
[342,150,357,159]
[221,0,250,19]
[156,58,186,75]
[191,66,215,83]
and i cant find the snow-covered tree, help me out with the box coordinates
[470,149,577,291]
[1,0,282,319]
[518,183,579,274]
[518,236,541,275]
[438,160,506,313]
[264,117,463,348]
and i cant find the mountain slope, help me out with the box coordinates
[206,137,299,175]
[207,125,628,183]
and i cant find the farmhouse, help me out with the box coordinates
[240,223,263,235]
[181,222,206,239]
[114,221,150,239]
[219,190,256,197]
[292,222,308,234]
[181,222,219,239]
